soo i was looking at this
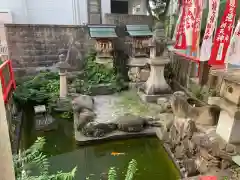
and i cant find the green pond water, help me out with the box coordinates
[20,109,180,180]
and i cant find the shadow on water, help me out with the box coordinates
[20,108,180,180]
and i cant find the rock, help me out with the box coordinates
[173,116,197,140]
[195,156,209,174]
[169,124,179,146]
[221,159,231,169]
[170,91,220,126]
[156,128,169,141]
[225,144,236,154]
[170,91,193,118]
[82,122,117,137]
[191,133,211,149]
[157,97,171,113]
[157,113,174,131]
[194,105,220,126]
[116,114,147,132]
[72,95,94,112]
[72,95,96,133]
[74,108,96,131]
[182,138,196,156]
[183,159,199,176]
[174,143,185,159]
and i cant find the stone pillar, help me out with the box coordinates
[59,71,68,98]
[57,54,71,99]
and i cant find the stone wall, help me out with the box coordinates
[5,15,153,77]
[104,14,153,27]
[5,24,94,77]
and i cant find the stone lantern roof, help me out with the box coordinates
[56,54,71,70]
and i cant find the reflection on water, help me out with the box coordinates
[20,109,180,180]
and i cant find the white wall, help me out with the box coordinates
[26,0,73,24]
[0,0,88,25]
[0,0,147,25]
[101,0,111,23]
[0,0,27,23]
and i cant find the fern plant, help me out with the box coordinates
[107,159,138,180]
[14,137,76,180]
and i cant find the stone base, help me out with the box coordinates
[52,98,72,112]
[89,83,115,95]
[138,91,171,103]
[75,127,157,145]
[216,110,240,143]
[128,82,144,89]
[96,56,113,68]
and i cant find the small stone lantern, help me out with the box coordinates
[56,54,71,99]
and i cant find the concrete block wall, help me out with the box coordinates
[5,24,94,77]
[4,14,153,77]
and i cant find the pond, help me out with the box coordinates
[19,94,180,180]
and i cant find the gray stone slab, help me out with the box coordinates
[75,128,157,145]
[138,91,171,103]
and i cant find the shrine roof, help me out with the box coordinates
[126,25,152,37]
[88,25,117,38]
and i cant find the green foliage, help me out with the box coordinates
[14,137,76,180]
[14,51,125,106]
[13,71,59,106]
[72,51,126,94]
[59,111,73,120]
[107,159,137,180]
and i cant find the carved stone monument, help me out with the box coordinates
[138,22,172,103]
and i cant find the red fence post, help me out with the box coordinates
[0,60,16,103]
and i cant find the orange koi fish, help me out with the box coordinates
[111,152,125,156]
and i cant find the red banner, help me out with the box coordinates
[191,0,203,53]
[174,0,187,49]
[200,0,220,61]
[208,0,237,65]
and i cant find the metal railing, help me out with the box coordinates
[0,60,16,103]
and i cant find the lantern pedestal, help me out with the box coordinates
[128,57,150,87]
[96,56,113,68]
[138,58,172,103]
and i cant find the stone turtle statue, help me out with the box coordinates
[82,122,117,137]
[72,95,96,131]
[116,113,160,133]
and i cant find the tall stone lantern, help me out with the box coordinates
[139,22,172,103]
[56,54,71,99]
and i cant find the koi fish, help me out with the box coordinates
[111,152,125,156]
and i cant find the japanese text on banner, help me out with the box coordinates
[199,0,220,61]
[208,0,237,65]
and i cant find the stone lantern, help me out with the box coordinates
[56,54,71,99]
[139,22,172,103]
